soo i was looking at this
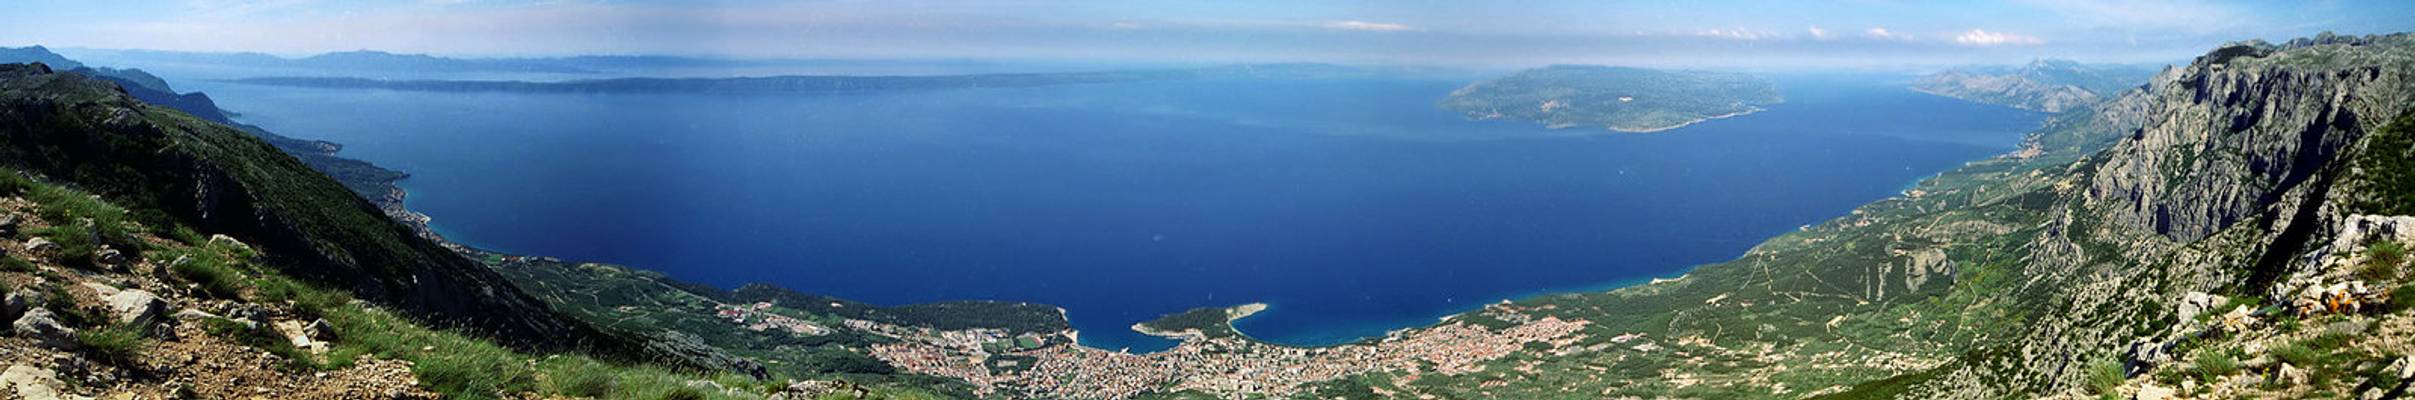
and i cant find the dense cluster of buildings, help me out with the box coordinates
[861,306,1591,399]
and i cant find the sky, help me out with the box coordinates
[4,0,2415,69]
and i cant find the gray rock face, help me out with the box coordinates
[104,289,166,328]
[2090,36,2415,244]
[1891,33,2415,398]
[11,308,76,349]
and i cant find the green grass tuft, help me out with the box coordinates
[2190,346,2239,382]
[75,323,147,363]
[2364,240,2407,282]
[164,249,247,299]
[2086,357,2126,395]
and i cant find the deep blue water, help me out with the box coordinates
[184,73,2042,353]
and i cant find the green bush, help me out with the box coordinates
[2191,346,2239,382]
[2272,341,2323,367]
[2392,283,2415,312]
[76,323,147,363]
[2086,357,2126,395]
[2365,240,2407,281]
[254,276,350,318]
[0,170,32,197]
[0,256,33,272]
[167,251,246,299]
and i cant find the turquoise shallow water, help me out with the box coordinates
[182,72,2042,353]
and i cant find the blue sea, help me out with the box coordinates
[177,72,2043,353]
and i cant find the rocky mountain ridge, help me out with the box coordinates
[1912,58,2160,112]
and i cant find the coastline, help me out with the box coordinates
[1604,106,1764,133]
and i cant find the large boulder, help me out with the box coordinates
[2177,292,2224,322]
[1,290,45,322]
[21,237,56,255]
[104,289,166,328]
[11,308,76,349]
[0,364,87,400]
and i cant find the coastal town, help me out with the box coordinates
[853,302,1593,399]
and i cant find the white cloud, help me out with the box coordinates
[1806,26,1831,40]
[1322,20,1413,32]
[1864,27,1902,40]
[1953,29,2044,46]
[1698,27,1771,40]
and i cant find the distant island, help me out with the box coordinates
[1909,58,2158,112]
[1438,65,1782,132]
[220,63,1371,95]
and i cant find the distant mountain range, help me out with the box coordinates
[1911,58,2161,112]
[56,48,599,74]
[1438,65,1783,132]
[219,63,1372,95]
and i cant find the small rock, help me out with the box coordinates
[206,234,251,254]
[171,309,221,321]
[11,309,77,349]
[2279,363,2308,385]
[104,289,166,328]
[2135,383,2176,400]
[0,214,19,237]
[77,283,117,298]
[92,246,123,267]
[222,303,266,322]
[21,237,56,255]
[303,318,335,340]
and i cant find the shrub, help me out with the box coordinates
[2364,240,2407,281]
[76,323,147,363]
[0,170,34,198]
[2272,341,2323,367]
[254,276,349,318]
[2086,357,2126,395]
[2392,283,2415,313]
[2191,346,2239,382]
[167,251,246,299]
[0,256,33,272]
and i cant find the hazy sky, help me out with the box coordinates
[6,0,2414,68]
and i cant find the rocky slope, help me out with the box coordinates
[1913,58,2160,112]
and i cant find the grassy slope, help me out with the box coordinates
[0,63,585,346]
